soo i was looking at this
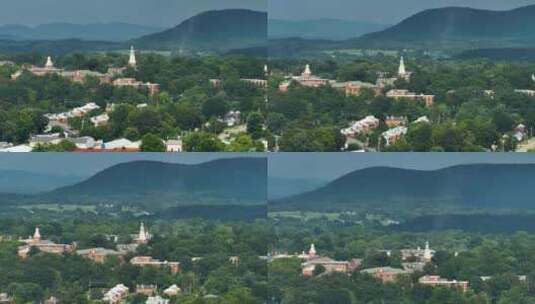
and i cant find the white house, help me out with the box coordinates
[163,284,181,297]
[90,113,110,127]
[146,296,169,304]
[165,139,182,152]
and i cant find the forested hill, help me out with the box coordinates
[0,9,266,54]
[133,9,267,52]
[272,164,535,211]
[353,5,535,49]
[2,158,267,209]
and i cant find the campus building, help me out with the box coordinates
[18,227,76,259]
[11,46,160,95]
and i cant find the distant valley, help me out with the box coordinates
[269,19,387,40]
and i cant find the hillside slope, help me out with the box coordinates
[29,158,267,208]
[354,5,535,49]
[134,9,267,51]
[272,164,535,211]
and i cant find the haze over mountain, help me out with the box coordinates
[268,19,387,40]
[0,23,163,42]
[355,5,535,49]
[1,158,266,209]
[269,0,531,25]
[133,9,267,52]
[0,9,267,54]
[0,0,265,28]
[268,177,327,200]
[0,170,84,194]
[272,164,535,211]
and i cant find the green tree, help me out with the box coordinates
[183,132,224,152]
[140,133,165,152]
[247,112,265,140]
[407,122,433,151]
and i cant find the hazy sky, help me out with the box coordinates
[269,153,535,181]
[0,0,266,27]
[270,0,535,23]
[0,153,264,177]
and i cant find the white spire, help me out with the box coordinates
[139,222,147,241]
[309,243,317,257]
[398,56,406,76]
[303,64,312,77]
[532,74,535,82]
[423,241,432,261]
[128,46,137,67]
[264,64,269,75]
[45,56,54,68]
[33,227,41,240]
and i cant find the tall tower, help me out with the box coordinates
[398,56,406,76]
[302,64,312,78]
[33,227,41,241]
[264,64,269,77]
[308,243,317,258]
[136,222,150,244]
[139,222,147,241]
[423,241,432,262]
[45,56,54,69]
[128,46,137,68]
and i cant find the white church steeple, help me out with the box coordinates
[308,243,317,258]
[128,46,137,68]
[33,227,41,241]
[423,241,432,261]
[302,64,312,78]
[45,56,54,69]
[398,56,406,76]
[135,222,151,244]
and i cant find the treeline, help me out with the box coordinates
[397,214,535,234]
[154,205,267,221]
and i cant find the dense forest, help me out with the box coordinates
[0,52,268,152]
[0,209,272,304]
[268,56,535,152]
[269,216,535,304]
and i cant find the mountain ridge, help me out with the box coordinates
[353,4,535,49]
[1,158,266,209]
[271,163,535,211]
[133,9,267,52]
